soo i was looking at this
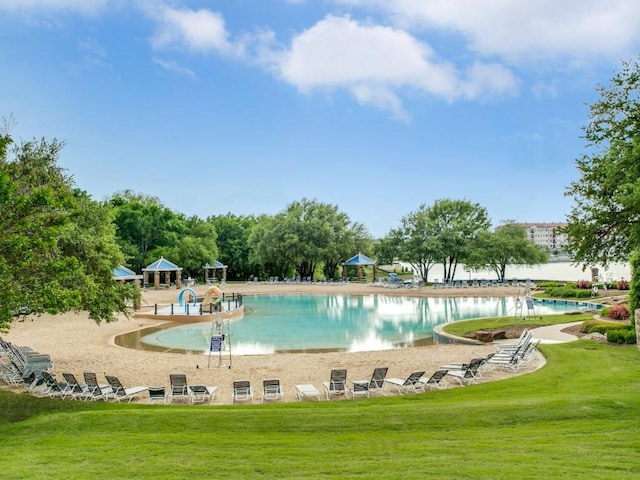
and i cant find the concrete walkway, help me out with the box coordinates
[529,321,583,344]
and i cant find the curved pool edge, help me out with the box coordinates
[433,323,485,345]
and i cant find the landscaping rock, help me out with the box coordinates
[475,330,494,342]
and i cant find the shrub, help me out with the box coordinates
[608,304,630,320]
[579,320,635,334]
[538,281,565,288]
[615,279,630,290]
[544,286,592,298]
[576,280,591,289]
[606,328,637,344]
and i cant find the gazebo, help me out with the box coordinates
[142,257,183,289]
[112,265,143,282]
[203,260,228,284]
[342,253,378,282]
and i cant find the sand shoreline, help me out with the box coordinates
[4,283,541,404]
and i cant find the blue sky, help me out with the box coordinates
[2,1,639,238]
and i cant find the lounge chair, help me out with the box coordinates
[418,369,451,389]
[294,384,321,401]
[62,372,90,401]
[104,374,148,403]
[261,379,284,403]
[441,357,489,384]
[322,368,349,400]
[83,371,112,401]
[189,385,218,404]
[40,371,69,399]
[232,380,253,403]
[351,367,388,397]
[168,373,190,403]
[384,371,426,395]
[148,386,167,405]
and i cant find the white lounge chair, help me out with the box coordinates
[232,380,253,403]
[104,374,148,403]
[322,368,349,400]
[385,371,426,395]
[294,384,321,401]
[351,367,389,397]
[261,379,284,403]
[189,385,218,404]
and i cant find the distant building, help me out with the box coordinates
[514,222,568,254]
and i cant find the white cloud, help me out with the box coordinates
[152,57,197,79]
[0,0,107,13]
[150,6,235,55]
[268,15,517,119]
[336,0,640,64]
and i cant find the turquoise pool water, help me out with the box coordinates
[131,294,597,355]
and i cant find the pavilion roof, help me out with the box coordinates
[113,265,143,280]
[343,252,376,266]
[204,260,227,269]
[143,257,182,272]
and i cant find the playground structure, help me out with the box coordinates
[134,287,243,323]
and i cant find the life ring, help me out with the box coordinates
[204,286,222,305]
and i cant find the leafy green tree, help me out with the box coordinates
[321,220,373,281]
[167,216,218,280]
[373,234,398,267]
[209,213,262,281]
[388,205,441,282]
[428,199,491,282]
[467,222,548,282]
[248,198,368,280]
[109,190,182,272]
[564,58,640,265]
[0,132,130,329]
[247,214,292,279]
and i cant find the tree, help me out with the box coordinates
[109,191,181,272]
[209,213,261,281]
[248,198,368,280]
[467,222,548,282]
[167,216,218,279]
[564,58,640,266]
[428,199,491,282]
[0,132,130,329]
[388,205,441,282]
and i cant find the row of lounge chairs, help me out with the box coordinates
[433,278,528,288]
[0,336,54,391]
[35,371,148,403]
[487,329,540,371]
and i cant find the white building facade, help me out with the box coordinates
[515,222,568,254]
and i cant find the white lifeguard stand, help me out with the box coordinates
[514,286,537,319]
[208,315,232,369]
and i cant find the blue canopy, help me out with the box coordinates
[113,265,142,281]
[204,260,226,269]
[143,257,182,272]
[343,253,376,266]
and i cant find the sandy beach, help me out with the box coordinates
[4,282,542,404]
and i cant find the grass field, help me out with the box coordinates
[1,339,639,479]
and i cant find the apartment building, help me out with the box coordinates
[515,222,568,253]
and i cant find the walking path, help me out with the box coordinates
[529,321,582,344]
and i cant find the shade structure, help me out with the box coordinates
[113,265,143,282]
[342,253,377,282]
[203,260,228,284]
[142,257,183,289]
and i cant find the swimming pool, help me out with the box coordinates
[118,294,598,355]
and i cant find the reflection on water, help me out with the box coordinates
[116,294,597,355]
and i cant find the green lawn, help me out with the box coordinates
[441,313,596,338]
[1,340,639,479]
